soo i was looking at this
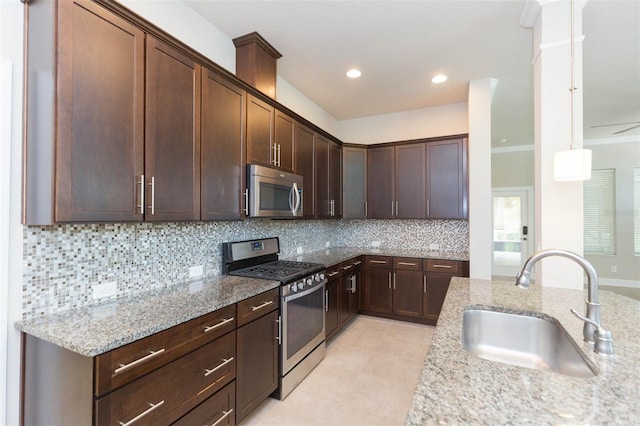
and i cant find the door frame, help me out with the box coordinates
[491,186,535,277]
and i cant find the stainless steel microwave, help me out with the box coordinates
[248,165,303,218]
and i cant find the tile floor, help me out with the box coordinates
[240,315,435,426]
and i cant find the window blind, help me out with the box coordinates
[584,169,615,255]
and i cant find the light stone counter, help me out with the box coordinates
[15,275,280,357]
[288,247,469,268]
[406,277,640,424]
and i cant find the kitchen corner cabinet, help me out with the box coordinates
[246,94,295,172]
[342,146,367,218]
[326,257,362,341]
[325,264,341,340]
[423,259,469,321]
[426,138,468,219]
[294,122,316,218]
[201,69,247,220]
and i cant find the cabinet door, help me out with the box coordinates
[294,123,315,218]
[367,146,394,218]
[350,264,362,317]
[325,277,340,340]
[343,147,367,218]
[55,0,144,222]
[423,274,452,321]
[395,144,426,218]
[275,110,295,172]
[236,310,278,423]
[393,270,423,318]
[201,70,246,220]
[329,141,342,218]
[145,37,201,221]
[426,138,468,219]
[315,135,330,218]
[246,94,274,167]
[362,268,393,313]
[339,273,351,327]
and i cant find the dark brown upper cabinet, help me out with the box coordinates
[426,138,468,219]
[342,146,367,218]
[246,94,295,172]
[366,146,394,218]
[395,144,426,218]
[24,0,146,224]
[315,135,342,218]
[145,37,201,221]
[201,70,247,221]
[294,122,316,218]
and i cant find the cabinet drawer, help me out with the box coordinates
[365,256,392,269]
[95,331,235,426]
[393,257,422,271]
[340,257,363,273]
[173,381,235,426]
[326,263,342,280]
[95,304,236,397]
[423,259,462,274]
[237,288,279,327]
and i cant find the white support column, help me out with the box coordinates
[468,78,499,280]
[528,0,587,288]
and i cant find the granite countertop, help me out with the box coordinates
[287,247,469,267]
[15,275,280,357]
[406,277,640,424]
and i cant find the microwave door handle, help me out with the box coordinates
[289,183,296,215]
[294,183,301,215]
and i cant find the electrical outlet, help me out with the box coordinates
[189,265,204,279]
[297,247,303,254]
[371,241,381,248]
[93,281,117,300]
[611,265,617,273]
[325,241,330,248]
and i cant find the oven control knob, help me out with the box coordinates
[316,273,324,281]
[306,278,313,286]
[297,282,304,290]
[290,283,297,292]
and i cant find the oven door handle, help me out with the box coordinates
[283,280,327,303]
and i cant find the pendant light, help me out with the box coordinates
[553,0,592,181]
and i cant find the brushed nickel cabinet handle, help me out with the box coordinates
[118,400,164,426]
[204,317,234,333]
[388,272,392,289]
[243,189,248,215]
[342,264,352,270]
[325,290,329,311]
[137,174,145,214]
[210,409,234,426]
[272,143,278,165]
[432,264,453,269]
[424,275,427,293]
[353,261,362,266]
[251,300,274,311]
[398,262,416,266]
[396,201,398,217]
[114,348,165,374]
[327,271,339,277]
[147,176,155,215]
[393,273,396,289]
[369,260,387,264]
[204,357,234,377]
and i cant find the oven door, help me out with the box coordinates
[281,280,326,375]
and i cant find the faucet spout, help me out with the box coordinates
[515,249,602,344]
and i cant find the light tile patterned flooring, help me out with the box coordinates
[240,315,435,426]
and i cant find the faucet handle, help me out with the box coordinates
[570,308,614,356]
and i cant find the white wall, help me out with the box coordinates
[336,102,468,144]
[276,76,339,135]
[0,0,24,423]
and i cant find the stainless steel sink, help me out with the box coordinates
[461,307,598,378]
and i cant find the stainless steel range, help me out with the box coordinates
[223,237,326,400]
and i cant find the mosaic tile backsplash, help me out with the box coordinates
[22,218,468,319]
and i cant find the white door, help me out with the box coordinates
[492,189,532,277]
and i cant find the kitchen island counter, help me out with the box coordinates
[15,275,279,357]
[406,277,640,424]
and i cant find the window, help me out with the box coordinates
[634,168,640,256]
[584,169,615,255]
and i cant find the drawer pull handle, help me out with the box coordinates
[342,265,352,270]
[369,260,387,264]
[210,409,234,426]
[251,300,274,311]
[353,261,362,265]
[204,357,234,377]
[204,317,234,333]
[119,400,164,426]
[327,271,339,277]
[398,262,416,266]
[432,264,453,269]
[114,349,165,374]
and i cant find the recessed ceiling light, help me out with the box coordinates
[432,74,448,84]
[346,69,362,79]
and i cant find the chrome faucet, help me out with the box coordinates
[515,249,613,356]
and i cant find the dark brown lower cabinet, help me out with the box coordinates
[173,381,235,426]
[362,267,393,314]
[325,271,340,340]
[392,269,423,318]
[236,309,279,423]
[423,274,453,322]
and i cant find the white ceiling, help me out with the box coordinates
[185,0,640,146]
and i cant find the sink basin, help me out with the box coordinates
[461,307,598,378]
